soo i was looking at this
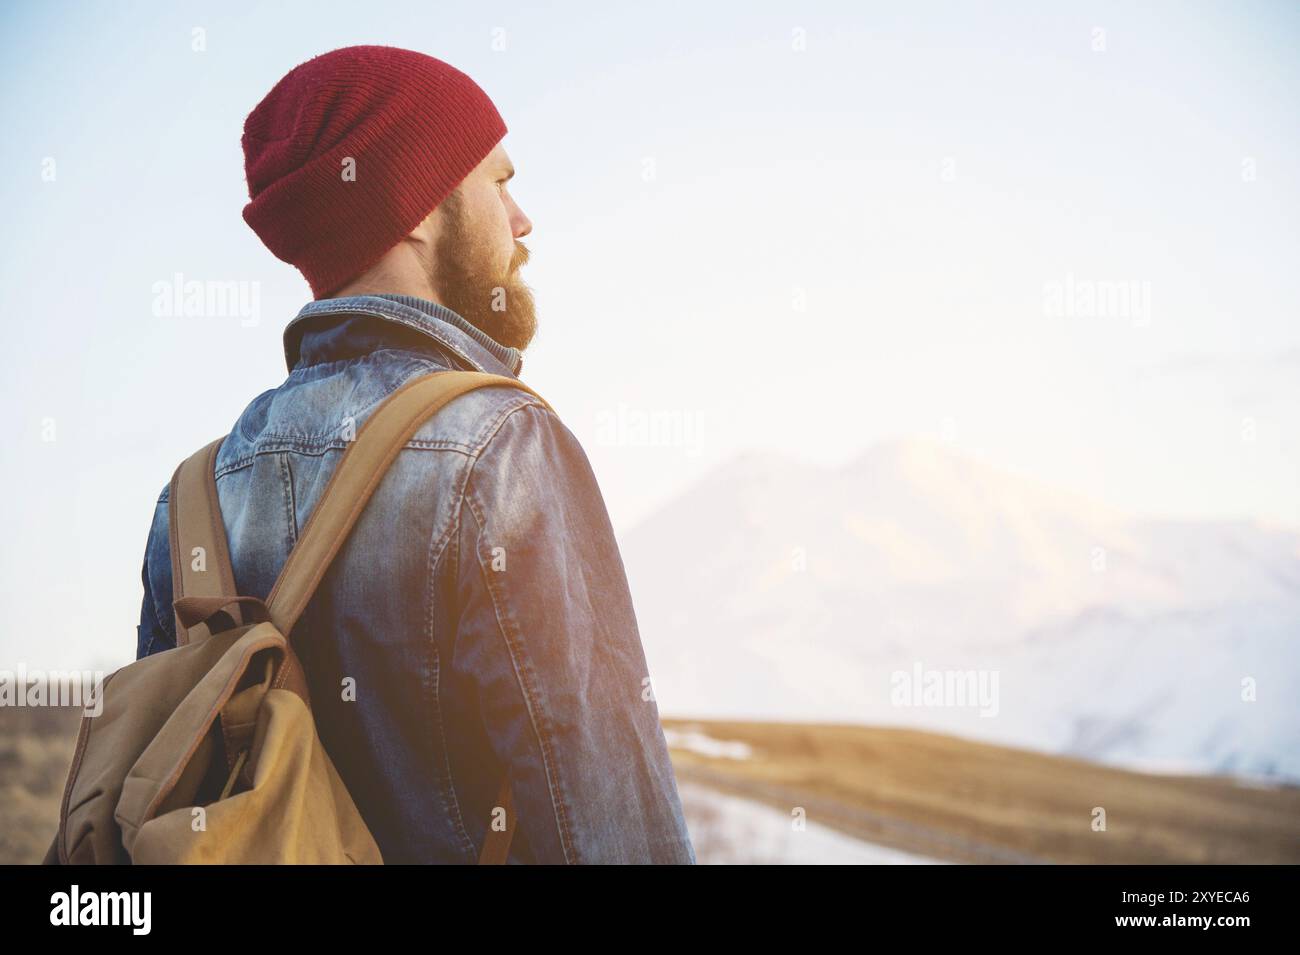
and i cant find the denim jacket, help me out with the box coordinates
[135,293,696,864]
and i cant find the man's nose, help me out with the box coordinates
[513,208,532,239]
[509,196,532,239]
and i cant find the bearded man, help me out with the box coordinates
[134,45,695,865]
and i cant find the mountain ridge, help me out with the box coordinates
[623,437,1300,781]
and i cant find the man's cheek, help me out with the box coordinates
[496,238,517,276]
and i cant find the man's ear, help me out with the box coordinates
[405,207,440,251]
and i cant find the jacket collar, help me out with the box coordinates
[282,294,524,377]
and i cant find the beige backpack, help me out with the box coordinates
[43,370,549,865]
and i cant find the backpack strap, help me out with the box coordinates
[168,437,242,646]
[264,370,549,865]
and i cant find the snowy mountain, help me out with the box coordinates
[623,438,1300,782]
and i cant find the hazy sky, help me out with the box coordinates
[2,0,1297,668]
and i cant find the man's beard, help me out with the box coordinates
[432,191,538,352]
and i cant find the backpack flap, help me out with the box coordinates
[115,618,288,857]
[129,678,382,864]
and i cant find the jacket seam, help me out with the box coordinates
[221,427,538,466]
[278,453,299,549]
[461,403,581,864]
[242,438,482,458]
[425,456,477,861]
[214,457,256,481]
[424,637,475,860]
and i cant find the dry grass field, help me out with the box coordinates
[5,705,1297,864]
[663,717,1300,864]
[0,705,79,865]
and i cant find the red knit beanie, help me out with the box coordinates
[242,46,507,298]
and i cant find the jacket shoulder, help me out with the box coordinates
[403,375,553,458]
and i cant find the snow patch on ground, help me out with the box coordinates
[678,780,945,865]
[663,727,753,760]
